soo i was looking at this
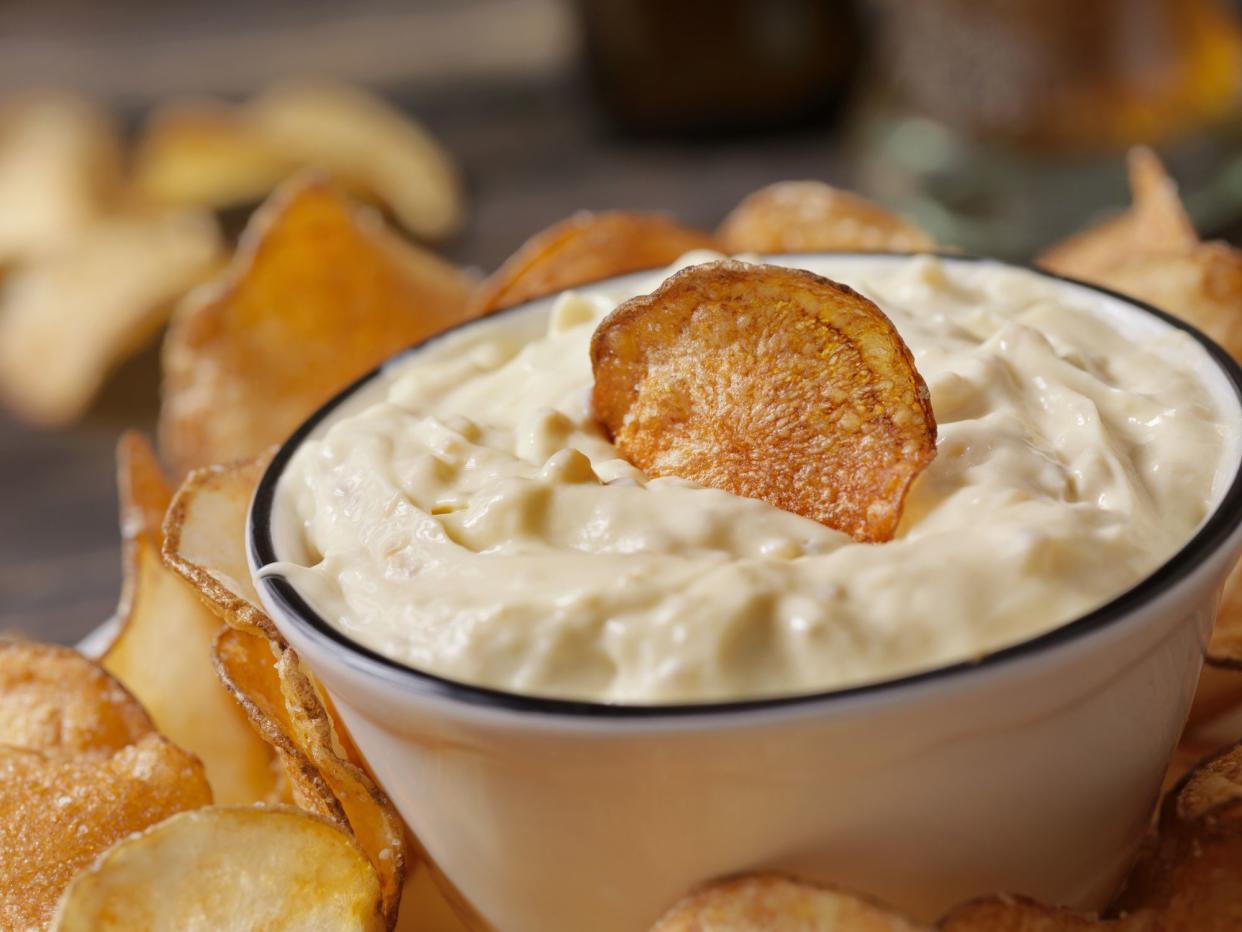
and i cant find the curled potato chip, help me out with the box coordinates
[0,208,223,425]
[0,91,122,266]
[0,734,211,930]
[52,805,384,931]
[158,175,474,475]
[104,434,282,805]
[650,874,927,931]
[213,628,408,926]
[163,455,278,639]
[470,210,721,314]
[591,260,937,542]
[718,181,937,255]
[1039,148,1199,283]
[247,80,464,240]
[0,640,152,755]
[939,897,1117,930]
[132,100,294,209]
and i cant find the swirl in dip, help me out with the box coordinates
[264,253,1237,703]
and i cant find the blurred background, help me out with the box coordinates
[5,0,1242,646]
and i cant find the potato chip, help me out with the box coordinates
[0,735,211,931]
[133,100,294,209]
[158,175,474,475]
[213,628,408,926]
[0,208,223,425]
[162,455,278,639]
[0,640,152,755]
[591,260,937,542]
[52,805,384,931]
[470,210,721,314]
[650,874,927,931]
[165,458,408,925]
[0,91,122,266]
[1081,245,1242,376]
[104,434,282,805]
[1039,148,1199,282]
[719,181,937,256]
[247,80,464,241]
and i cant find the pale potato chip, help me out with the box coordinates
[470,210,720,314]
[592,260,937,542]
[650,874,927,931]
[0,208,223,425]
[133,100,294,209]
[52,805,384,931]
[248,80,464,240]
[162,455,277,639]
[104,433,282,805]
[0,640,152,755]
[158,175,474,475]
[1039,148,1199,282]
[213,628,408,925]
[0,735,211,930]
[0,91,122,266]
[718,180,936,255]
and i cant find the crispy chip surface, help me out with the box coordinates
[650,874,927,931]
[0,735,211,930]
[470,210,720,314]
[718,181,936,255]
[158,175,474,474]
[939,897,1122,930]
[0,640,152,755]
[248,80,464,240]
[0,208,222,425]
[52,805,384,931]
[591,260,937,542]
[133,100,294,209]
[0,91,122,266]
[105,434,281,805]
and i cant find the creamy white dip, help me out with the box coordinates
[266,253,1239,703]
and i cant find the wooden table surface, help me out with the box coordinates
[0,74,864,646]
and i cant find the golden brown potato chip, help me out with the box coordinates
[650,874,927,931]
[1084,245,1242,379]
[104,434,281,805]
[591,260,937,542]
[0,640,152,755]
[1039,148,1199,283]
[162,455,278,639]
[0,208,222,425]
[0,91,122,266]
[213,628,408,926]
[132,100,295,209]
[247,79,464,240]
[0,734,211,931]
[470,210,721,314]
[158,175,474,475]
[52,805,384,932]
[718,180,937,255]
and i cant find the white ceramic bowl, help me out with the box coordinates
[249,254,1242,932]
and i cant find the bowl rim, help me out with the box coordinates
[249,251,1242,719]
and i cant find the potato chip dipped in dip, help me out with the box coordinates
[264,252,1237,703]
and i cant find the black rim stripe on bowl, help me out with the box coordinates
[250,252,1242,718]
